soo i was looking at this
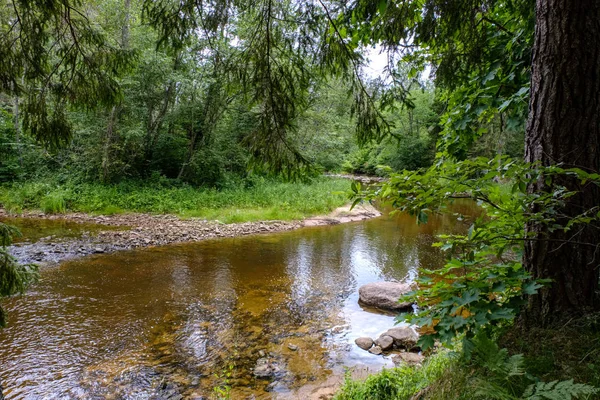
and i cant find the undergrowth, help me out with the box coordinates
[336,329,600,400]
[0,177,350,223]
[339,325,600,400]
[421,330,600,400]
[333,351,454,400]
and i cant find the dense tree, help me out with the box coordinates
[1,0,598,330]
[523,0,600,322]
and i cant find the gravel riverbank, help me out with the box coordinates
[3,203,381,265]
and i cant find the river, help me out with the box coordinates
[0,203,474,399]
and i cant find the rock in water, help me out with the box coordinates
[358,282,413,311]
[380,327,419,349]
[253,358,283,378]
[368,346,383,355]
[374,335,394,351]
[355,337,374,350]
[287,344,299,351]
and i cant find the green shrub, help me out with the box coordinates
[0,177,350,222]
[40,192,67,214]
[334,351,453,400]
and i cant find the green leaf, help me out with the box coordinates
[522,281,543,295]
[418,334,435,350]
[488,307,515,321]
[457,289,480,306]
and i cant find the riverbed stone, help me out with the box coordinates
[355,337,374,350]
[380,327,419,349]
[374,335,394,351]
[253,358,283,379]
[358,282,413,311]
[392,352,425,366]
[368,345,383,355]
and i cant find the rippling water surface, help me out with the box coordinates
[0,204,474,399]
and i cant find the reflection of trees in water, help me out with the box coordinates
[1,210,476,398]
[363,205,475,281]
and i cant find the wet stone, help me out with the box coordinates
[374,335,394,351]
[380,327,419,350]
[358,282,413,311]
[355,337,374,351]
[253,358,283,379]
[368,346,383,355]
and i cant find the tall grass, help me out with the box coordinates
[334,351,454,400]
[0,177,350,223]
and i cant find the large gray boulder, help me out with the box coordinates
[374,335,394,351]
[380,327,419,350]
[358,282,413,311]
[355,337,374,350]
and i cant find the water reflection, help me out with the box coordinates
[0,202,475,399]
[0,216,124,244]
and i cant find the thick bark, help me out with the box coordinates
[524,0,600,324]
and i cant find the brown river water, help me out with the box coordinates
[0,203,474,399]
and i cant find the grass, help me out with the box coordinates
[0,177,351,223]
[333,351,454,400]
[335,315,600,400]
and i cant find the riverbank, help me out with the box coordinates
[3,203,381,265]
[0,177,351,223]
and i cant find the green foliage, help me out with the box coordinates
[40,192,67,214]
[353,156,600,348]
[365,333,600,400]
[523,380,599,400]
[465,333,599,400]
[0,222,39,327]
[212,362,234,400]
[333,351,453,400]
[1,0,134,148]
[0,177,350,223]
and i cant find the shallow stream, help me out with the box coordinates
[0,203,474,399]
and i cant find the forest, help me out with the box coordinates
[0,0,599,399]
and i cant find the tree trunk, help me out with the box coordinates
[13,93,23,168]
[523,0,600,324]
[101,105,120,183]
[121,0,131,49]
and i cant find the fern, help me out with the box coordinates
[472,334,525,379]
[523,379,599,400]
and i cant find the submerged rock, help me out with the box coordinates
[354,337,374,350]
[253,358,283,379]
[358,282,413,311]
